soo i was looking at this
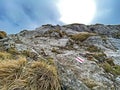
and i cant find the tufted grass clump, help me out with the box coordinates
[0,56,61,90]
[102,62,120,75]
[0,57,27,90]
[0,51,13,60]
[105,58,115,66]
[82,78,98,89]
[28,61,61,90]
[51,48,61,54]
[87,45,101,52]
[0,31,7,39]
[7,47,19,55]
[21,50,37,59]
[92,52,107,63]
[70,32,96,42]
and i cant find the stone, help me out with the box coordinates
[1,23,120,89]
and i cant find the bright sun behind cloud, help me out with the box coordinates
[57,0,96,24]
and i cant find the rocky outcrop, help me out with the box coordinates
[1,23,120,90]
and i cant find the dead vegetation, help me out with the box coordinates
[70,32,96,42]
[81,78,98,89]
[0,31,7,39]
[0,52,61,90]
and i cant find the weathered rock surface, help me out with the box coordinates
[1,23,120,90]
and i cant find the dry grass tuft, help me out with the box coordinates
[82,78,98,89]
[0,57,61,90]
[92,52,106,63]
[87,45,101,52]
[0,52,13,60]
[0,57,26,90]
[28,61,60,90]
[70,32,96,42]
[0,31,7,39]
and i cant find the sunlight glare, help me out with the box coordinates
[57,0,96,24]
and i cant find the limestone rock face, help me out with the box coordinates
[1,23,120,90]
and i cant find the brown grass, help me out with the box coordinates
[87,45,101,52]
[7,47,19,55]
[70,32,96,42]
[0,31,7,39]
[82,78,98,89]
[0,57,61,90]
[51,48,61,54]
[92,52,106,63]
[0,52,13,60]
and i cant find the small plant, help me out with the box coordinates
[102,62,120,75]
[87,45,101,52]
[45,57,55,65]
[100,35,107,44]
[85,53,94,61]
[0,31,7,39]
[92,52,106,63]
[21,50,38,60]
[82,78,98,89]
[105,58,115,66]
[0,51,13,60]
[112,65,120,75]
[51,48,61,54]
[0,44,6,52]
[70,32,96,42]
[7,47,19,55]
[102,62,112,73]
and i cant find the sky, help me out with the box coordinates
[0,0,120,34]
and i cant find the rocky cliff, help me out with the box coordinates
[1,23,120,90]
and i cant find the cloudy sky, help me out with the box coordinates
[0,0,119,34]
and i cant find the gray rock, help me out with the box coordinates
[15,44,28,51]
[115,76,120,84]
[1,23,120,90]
[50,38,69,47]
